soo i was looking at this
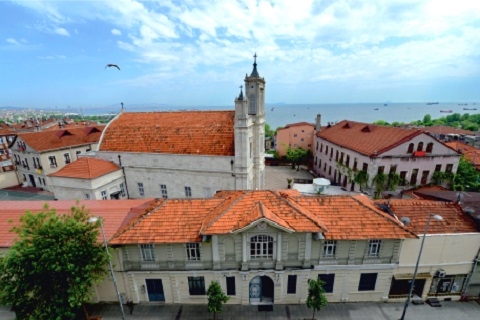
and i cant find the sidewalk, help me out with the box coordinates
[2,301,479,320]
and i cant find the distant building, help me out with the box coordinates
[11,126,105,191]
[276,122,315,157]
[314,120,461,193]
[47,157,126,200]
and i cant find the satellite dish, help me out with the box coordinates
[400,217,411,226]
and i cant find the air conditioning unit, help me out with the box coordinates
[436,269,446,278]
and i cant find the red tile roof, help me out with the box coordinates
[110,190,415,244]
[17,126,105,152]
[402,185,449,199]
[279,122,315,130]
[376,199,478,234]
[98,111,235,156]
[316,120,424,156]
[419,126,474,136]
[48,157,121,179]
[445,141,480,168]
[0,199,155,247]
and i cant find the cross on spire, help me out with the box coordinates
[253,53,257,63]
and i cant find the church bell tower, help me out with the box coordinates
[234,54,265,190]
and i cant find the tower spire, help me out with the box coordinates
[238,85,243,100]
[250,52,259,77]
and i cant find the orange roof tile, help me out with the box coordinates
[402,185,450,199]
[110,190,415,244]
[0,199,155,247]
[17,126,105,152]
[295,195,415,240]
[376,199,478,234]
[445,141,480,166]
[98,111,235,156]
[316,120,424,156]
[110,199,225,244]
[48,157,121,179]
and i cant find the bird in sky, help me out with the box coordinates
[105,64,120,70]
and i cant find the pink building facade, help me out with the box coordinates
[276,122,315,157]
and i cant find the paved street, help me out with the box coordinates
[1,301,479,320]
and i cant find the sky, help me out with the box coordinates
[1,0,480,111]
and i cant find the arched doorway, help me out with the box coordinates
[249,276,274,304]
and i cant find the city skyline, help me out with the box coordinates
[1,0,480,109]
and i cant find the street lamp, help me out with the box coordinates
[400,213,443,320]
[88,216,126,320]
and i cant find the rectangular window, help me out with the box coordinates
[353,158,358,171]
[48,156,57,168]
[226,276,236,296]
[421,170,429,185]
[325,145,328,155]
[250,235,273,259]
[120,183,125,197]
[335,150,339,161]
[160,184,168,199]
[340,152,344,164]
[435,164,442,172]
[85,193,90,200]
[446,164,453,173]
[64,153,71,164]
[323,240,337,257]
[410,168,419,185]
[76,150,81,159]
[32,157,37,168]
[318,274,335,293]
[377,166,385,174]
[42,178,46,185]
[38,177,42,185]
[188,276,206,295]
[368,240,381,257]
[345,155,350,167]
[294,133,298,138]
[140,244,154,261]
[287,275,297,294]
[186,243,200,261]
[185,186,192,198]
[400,171,407,186]
[362,163,368,171]
[138,182,145,196]
[389,165,397,174]
[101,190,108,200]
[358,273,377,291]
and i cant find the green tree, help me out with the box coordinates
[207,281,229,320]
[0,204,109,320]
[265,123,275,138]
[453,157,480,191]
[306,278,328,320]
[354,170,370,192]
[422,114,432,126]
[372,173,388,199]
[286,147,309,171]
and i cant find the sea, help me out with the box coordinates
[102,102,479,130]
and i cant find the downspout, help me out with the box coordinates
[118,155,130,199]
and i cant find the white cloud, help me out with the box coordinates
[8,0,480,89]
[6,38,20,45]
[54,27,70,36]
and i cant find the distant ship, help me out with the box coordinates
[374,108,379,110]
[463,108,477,110]
[427,102,439,105]
[440,110,453,113]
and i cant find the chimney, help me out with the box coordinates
[316,114,321,132]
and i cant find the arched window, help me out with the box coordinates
[250,235,273,259]
[426,142,434,153]
[417,142,424,152]
[407,143,414,154]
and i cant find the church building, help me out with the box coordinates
[80,57,266,199]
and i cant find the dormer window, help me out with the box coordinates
[417,142,424,152]
[323,240,337,257]
[426,142,433,153]
[368,240,381,257]
[250,235,273,259]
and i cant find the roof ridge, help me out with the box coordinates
[200,191,248,233]
[272,191,328,232]
[351,195,417,238]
